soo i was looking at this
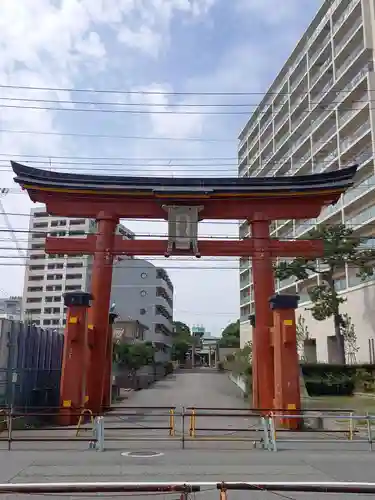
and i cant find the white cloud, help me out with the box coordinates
[0,0,218,298]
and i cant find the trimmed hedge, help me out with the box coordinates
[236,364,375,397]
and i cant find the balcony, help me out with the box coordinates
[240,293,251,306]
[338,97,367,128]
[346,205,375,229]
[336,44,364,80]
[343,173,375,206]
[310,34,330,65]
[314,149,337,173]
[333,0,360,35]
[312,126,337,155]
[310,59,332,88]
[340,121,371,154]
[334,18,362,56]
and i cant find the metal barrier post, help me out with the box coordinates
[268,413,277,452]
[7,408,13,451]
[189,408,196,438]
[169,408,175,437]
[260,417,269,450]
[95,416,104,452]
[366,413,373,452]
[181,407,185,449]
[349,412,354,441]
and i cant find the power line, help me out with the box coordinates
[0,96,259,108]
[0,103,254,115]
[0,101,373,115]
[0,211,243,225]
[0,153,239,161]
[0,129,235,142]
[0,83,372,97]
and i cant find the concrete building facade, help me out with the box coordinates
[0,297,22,320]
[111,259,174,362]
[238,0,375,362]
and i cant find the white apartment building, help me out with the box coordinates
[23,207,134,328]
[238,0,375,363]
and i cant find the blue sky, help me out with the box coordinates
[0,0,322,334]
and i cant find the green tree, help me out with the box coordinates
[218,319,240,348]
[172,339,190,363]
[173,321,191,339]
[113,342,155,370]
[275,224,375,364]
[172,321,193,363]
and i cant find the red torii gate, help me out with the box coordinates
[11,162,357,419]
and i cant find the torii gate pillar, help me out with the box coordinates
[251,215,275,412]
[86,213,118,414]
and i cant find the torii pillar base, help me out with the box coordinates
[59,291,92,426]
[269,294,301,431]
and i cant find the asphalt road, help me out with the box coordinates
[0,369,374,499]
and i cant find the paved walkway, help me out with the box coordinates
[0,369,375,499]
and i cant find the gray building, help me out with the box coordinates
[111,259,174,362]
[0,297,22,320]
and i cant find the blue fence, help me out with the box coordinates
[0,320,63,410]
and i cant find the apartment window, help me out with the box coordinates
[26,297,42,303]
[66,273,82,280]
[27,286,43,292]
[65,285,81,291]
[31,244,45,250]
[46,274,63,281]
[29,275,43,282]
[29,265,44,271]
[45,296,61,303]
[32,232,46,239]
[66,262,83,269]
[52,307,60,314]
[51,220,66,227]
[29,254,44,261]
[25,308,42,314]
[70,219,86,226]
[46,285,62,292]
[33,222,48,229]
[34,212,47,218]
[49,231,66,237]
[47,263,64,270]
[43,319,51,326]
[48,254,66,259]
[52,319,59,325]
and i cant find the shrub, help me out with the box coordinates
[164,361,174,375]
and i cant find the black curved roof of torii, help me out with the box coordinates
[11,161,358,195]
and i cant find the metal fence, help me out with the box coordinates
[0,319,63,412]
[2,405,375,452]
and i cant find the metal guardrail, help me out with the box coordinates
[1,406,375,452]
[0,481,374,495]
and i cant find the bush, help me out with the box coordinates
[164,361,174,375]
[305,380,354,397]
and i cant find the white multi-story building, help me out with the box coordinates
[23,207,134,328]
[238,0,375,362]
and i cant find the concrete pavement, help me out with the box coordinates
[0,369,374,499]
